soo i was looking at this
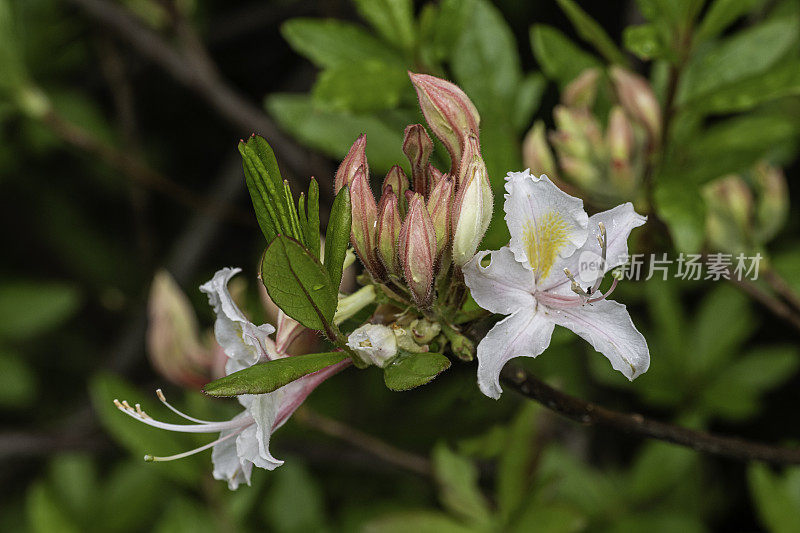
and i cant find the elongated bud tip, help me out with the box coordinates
[609,66,661,143]
[562,68,601,108]
[399,193,436,307]
[335,134,368,193]
[523,121,557,179]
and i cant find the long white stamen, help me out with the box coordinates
[115,398,253,433]
[155,389,215,424]
[144,426,247,463]
[589,222,607,295]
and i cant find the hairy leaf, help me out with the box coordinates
[324,187,351,292]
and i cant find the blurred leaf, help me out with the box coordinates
[203,352,348,396]
[678,16,800,106]
[384,352,450,391]
[262,235,338,331]
[695,0,765,43]
[267,93,404,174]
[0,281,80,341]
[772,248,800,295]
[153,497,216,533]
[417,0,472,67]
[99,462,166,533]
[510,503,586,533]
[748,464,800,533]
[363,511,474,533]
[89,373,201,483]
[0,348,37,407]
[353,0,415,54]
[48,454,96,522]
[263,462,327,533]
[0,0,28,93]
[513,73,546,132]
[281,18,404,69]
[497,404,539,522]
[530,25,602,86]
[624,24,669,60]
[628,442,696,502]
[685,60,800,114]
[313,61,408,113]
[26,482,79,533]
[653,179,705,252]
[324,187,352,292]
[605,512,706,533]
[432,443,493,527]
[700,346,799,420]
[556,0,627,65]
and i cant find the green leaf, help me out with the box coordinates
[26,482,80,533]
[324,187,351,292]
[530,25,602,86]
[262,235,339,331]
[363,511,475,533]
[653,179,705,253]
[497,404,539,521]
[623,24,668,60]
[513,72,546,132]
[556,0,627,65]
[0,281,81,341]
[202,351,347,397]
[307,178,321,260]
[352,0,415,53]
[748,464,800,533]
[239,135,289,244]
[628,442,696,502]
[452,0,521,115]
[312,60,408,113]
[678,16,799,105]
[266,93,405,174]
[685,60,800,114]
[383,352,451,391]
[417,0,472,67]
[431,443,492,527]
[0,349,36,407]
[263,462,327,533]
[153,497,216,533]
[695,0,765,43]
[281,18,404,69]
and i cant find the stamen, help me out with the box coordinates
[144,426,247,463]
[114,398,254,433]
[564,268,590,299]
[589,222,607,295]
[588,278,619,303]
[155,389,215,424]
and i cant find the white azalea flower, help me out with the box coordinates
[463,170,649,399]
[347,324,398,367]
[116,268,348,489]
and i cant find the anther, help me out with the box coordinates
[156,389,166,402]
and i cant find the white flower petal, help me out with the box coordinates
[200,268,276,371]
[477,308,555,399]
[346,324,398,367]
[545,299,649,380]
[463,247,536,315]
[239,394,284,471]
[545,202,646,291]
[212,411,253,490]
[504,171,588,284]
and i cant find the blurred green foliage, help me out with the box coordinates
[2,0,800,531]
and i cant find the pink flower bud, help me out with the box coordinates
[754,163,788,242]
[610,66,662,143]
[376,186,402,276]
[607,106,635,162]
[552,106,603,158]
[557,153,600,188]
[408,72,480,171]
[703,175,753,253]
[147,271,216,388]
[402,124,434,197]
[562,68,600,108]
[399,193,436,307]
[426,175,455,259]
[428,164,444,190]
[349,166,381,277]
[522,121,557,178]
[383,164,409,214]
[335,134,368,193]
[452,134,493,266]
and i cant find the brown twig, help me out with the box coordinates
[728,275,800,333]
[295,408,433,477]
[42,110,253,226]
[764,268,800,312]
[501,365,800,464]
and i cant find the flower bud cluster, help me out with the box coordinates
[338,73,492,309]
[523,67,661,205]
[703,162,789,254]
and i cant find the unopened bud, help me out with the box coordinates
[703,175,753,253]
[426,175,455,259]
[452,134,493,266]
[562,68,600,108]
[428,164,445,190]
[409,318,441,344]
[442,326,475,361]
[335,134,368,193]
[552,106,603,158]
[376,186,402,276]
[523,121,557,178]
[408,72,480,170]
[403,124,434,197]
[383,164,410,215]
[558,154,600,188]
[147,271,213,388]
[610,66,661,143]
[754,163,789,242]
[607,106,635,162]
[349,166,381,277]
[399,193,436,307]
